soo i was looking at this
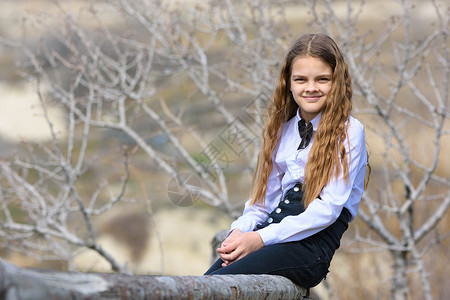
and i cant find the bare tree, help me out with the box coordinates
[305,0,449,299]
[0,0,448,299]
[0,0,290,274]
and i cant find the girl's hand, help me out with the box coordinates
[217,229,242,266]
[216,230,264,267]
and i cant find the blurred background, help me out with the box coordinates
[0,0,448,299]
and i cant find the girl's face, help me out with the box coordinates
[289,55,333,123]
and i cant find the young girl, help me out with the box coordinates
[204,33,368,288]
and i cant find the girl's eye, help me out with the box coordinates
[294,78,306,82]
[318,78,330,82]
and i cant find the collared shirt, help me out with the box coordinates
[230,109,367,246]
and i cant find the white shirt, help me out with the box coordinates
[230,109,367,246]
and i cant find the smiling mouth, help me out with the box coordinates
[302,96,321,102]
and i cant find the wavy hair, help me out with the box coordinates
[250,33,353,208]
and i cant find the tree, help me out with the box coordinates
[0,0,448,299]
[307,1,449,299]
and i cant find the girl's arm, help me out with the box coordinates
[257,118,368,246]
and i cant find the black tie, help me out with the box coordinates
[297,119,313,150]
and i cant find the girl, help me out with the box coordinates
[204,33,369,288]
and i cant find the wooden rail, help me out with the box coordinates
[0,258,312,299]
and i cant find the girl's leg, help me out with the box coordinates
[204,239,330,288]
[204,258,224,275]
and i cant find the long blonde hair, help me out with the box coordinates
[250,33,353,208]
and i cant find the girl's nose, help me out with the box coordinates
[305,81,318,92]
